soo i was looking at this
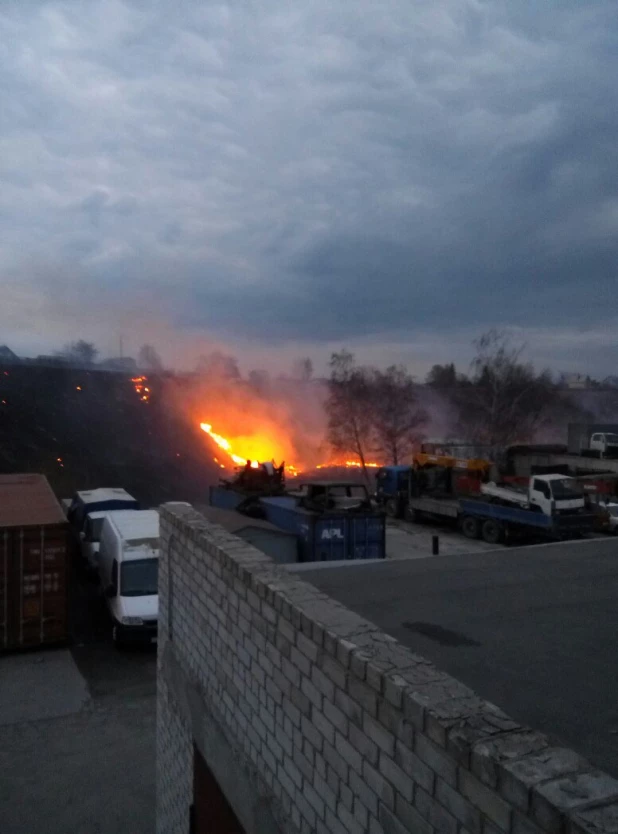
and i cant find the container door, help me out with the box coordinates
[349,516,386,560]
[313,518,347,561]
[13,526,69,649]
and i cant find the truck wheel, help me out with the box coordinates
[481,519,503,544]
[385,498,400,519]
[461,516,479,539]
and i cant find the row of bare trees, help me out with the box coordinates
[440,330,559,458]
[326,351,427,479]
[58,340,164,371]
[324,331,579,475]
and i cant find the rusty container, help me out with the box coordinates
[0,474,71,651]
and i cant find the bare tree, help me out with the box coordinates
[292,357,314,382]
[325,351,375,481]
[62,340,98,367]
[458,330,556,454]
[372,366,427,464]
[138,344,163,372]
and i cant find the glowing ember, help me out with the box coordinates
[76,386,82,391]
[131,375,150,403]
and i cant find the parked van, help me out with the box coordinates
[81,509,137,571]
[67,488,139,533]
[98,510,159,646]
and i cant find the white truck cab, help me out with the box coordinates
[98,510,159,646]
[589,433,618,459]
[528,474,586,516]
[482,474,585,517]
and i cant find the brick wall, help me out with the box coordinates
[157,503,618,834]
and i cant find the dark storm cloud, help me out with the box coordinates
[1,0,617,369]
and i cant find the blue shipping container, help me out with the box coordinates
[260,497,385,562]
[209,486,247,511]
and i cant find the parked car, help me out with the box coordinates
[98,510,159,647]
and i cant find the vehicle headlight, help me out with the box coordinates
[121,616,144,626]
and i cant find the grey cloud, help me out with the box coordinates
[1,0,617,372]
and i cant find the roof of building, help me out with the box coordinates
[0,474,67,527]
[0,345,18,360]
[299,537,618,778]
[197,505,295,536]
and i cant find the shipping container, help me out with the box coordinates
[209,486,246,511]
[260,496,386,562]
[0,474,70,651]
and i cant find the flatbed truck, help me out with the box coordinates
[405,494,596,544]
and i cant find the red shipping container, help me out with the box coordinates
[0,474,70,651]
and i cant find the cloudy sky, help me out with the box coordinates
[1,0,617,376]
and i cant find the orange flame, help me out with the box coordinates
[199,421,380,476]
[200,423,262,468]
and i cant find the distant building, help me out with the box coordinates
[34,354,69,367]
[100,357,138,372]
[562,373,596,390]
[0,345,20,363]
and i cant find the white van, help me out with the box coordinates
[98,510,160,647]
[81,510,124,571]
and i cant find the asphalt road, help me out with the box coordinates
[301,536,618,777]
[0,561,156,834]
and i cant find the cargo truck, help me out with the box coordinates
[379,466,595,544]
[480,474,587,516]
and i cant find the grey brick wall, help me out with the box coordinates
[156,503,618,834]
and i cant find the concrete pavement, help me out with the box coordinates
[385,518,499,559]
[0,571,156,834]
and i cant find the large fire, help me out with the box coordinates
[200,422,297,474]
[199,422,379,475]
